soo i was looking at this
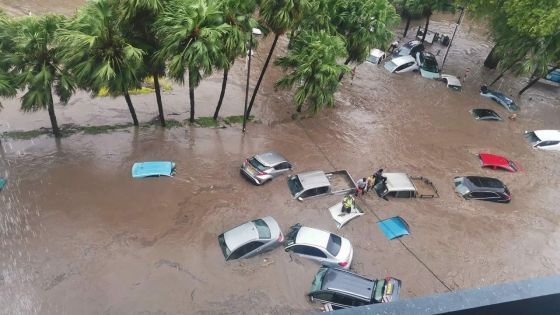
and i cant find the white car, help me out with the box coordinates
[366,48,386,65]
[440,74,462,91]
[524,130,560,151]
[384,55,418,74]
[283,224,353,269]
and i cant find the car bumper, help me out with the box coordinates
[240,168,263,185]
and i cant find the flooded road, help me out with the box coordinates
[1,7,560,315]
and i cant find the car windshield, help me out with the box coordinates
[524,132,541,146]
[473,109,499,119]
[310,267,328,293]
[326,234,342,256]
[422,58,438,72]
[366,55,379,64]
[454,179,470,196]
[218,234,231,258]
[288,176,304,196]
[248,157,267,171]
[252,219,271,239]
[384,61,398,72]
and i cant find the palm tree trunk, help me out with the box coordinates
[47,91,61,137]
[484,46,500,69]
[213,68,229,120]
[338,56,352,81]
[519,67,558,95]
[421,12,431,43]
[403,14,411,37]
[123,90,139,126]
[153,75,165,127]
[246,33,280,118]
[489,62,518,86]
[189,81,195,123]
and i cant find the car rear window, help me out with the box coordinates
[252,219,271,239]
[454,179,470,196]
[326,234,342,256]
[288,176,304,196]
[248,157,267,171]
[524,132,540,145]
[218,234,231,258]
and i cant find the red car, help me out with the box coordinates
[478,153,523,173]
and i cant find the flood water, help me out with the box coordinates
[1,5,560,315]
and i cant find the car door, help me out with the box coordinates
[227,241,264,260]
[469,191,489,200]
[289,245,330,265]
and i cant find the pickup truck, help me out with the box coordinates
[288,170,356,200]
[374,173,438,199]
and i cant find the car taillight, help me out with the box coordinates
[277,233,284,242]
[338,261,348,267]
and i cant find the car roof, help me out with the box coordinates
[441,74,461,86]
[297,170,330,190]
[390,55,416,67]
[533,130,560,141]
[385,173,415,192]
[461,176,506,192]
[479,153,509,168]
[369,48,385,58]
[295,226,330,248]
[254,151,287,167]
[322,268,374,301]
[223,220,259,251]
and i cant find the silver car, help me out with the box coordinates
[240,151,292,185]
[218,216,284,261]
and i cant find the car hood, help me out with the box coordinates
[336,237,353,264]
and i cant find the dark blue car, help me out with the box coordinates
[480,86,519,112]
[545,68,560,83]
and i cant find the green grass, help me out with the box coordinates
[193,117,219,127]
[97,77,173,97]
[164,119,184,129]
[2,129,49,140]
[81,123,134,134]
[224,115,254,125]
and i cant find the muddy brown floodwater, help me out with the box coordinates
[1,6,560,315]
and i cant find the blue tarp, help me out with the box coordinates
[0,178,6,190]
[131,161,175,178]
[377,216,410,240]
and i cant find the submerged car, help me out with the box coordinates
[478,153,522,173]
[440,74,462,91]
[480,86,519,112]
[384,55,418,74]
[454,176,511,203]
[240,151,292,185]
[308,266,401,309]
[366,48,386,65]
[524,130,560,151]
[393,40,424,57]
[284,224,353,269]
[218,216,283,261]
[470,108,502,121]
[416,51,440,79]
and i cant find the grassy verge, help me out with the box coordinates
[97,77,173,97]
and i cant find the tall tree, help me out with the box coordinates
[332,0,399,80]
[0,11,17,109]
[212,0,257,120]
[57,0,145,126]
[119,0,168,126]
[245,0,310,117]
[155,0,229,123]
[275,30,349,113]
[8,15,75,137]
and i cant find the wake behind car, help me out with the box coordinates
[454,176,511,203]
[480,86,519,112]
[392,40,424,57]
[284,224,353,269]
[524,130,560,151]
[308,266,401,309]
[384,55,419,74]
[416,51,440,79]
[241,151,292,185]
[218,216,283,261]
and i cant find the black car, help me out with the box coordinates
[393,40,424,57]
[470,108,502,121]
[453,176,511,203]
[308,266,401,309]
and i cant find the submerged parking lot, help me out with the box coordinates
[1,8,560,314]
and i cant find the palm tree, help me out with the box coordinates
[155,0,229,123]
[212,0,257,120]
[332,0,399,80]
[119,0,168,126]
[275,31,349,113]
[57,0,145,126]
[8,15,75,137]
[245,0,310,118]
[0,11,17,109]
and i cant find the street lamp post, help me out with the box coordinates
[242,29,253,133]
[441,6,465,70]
